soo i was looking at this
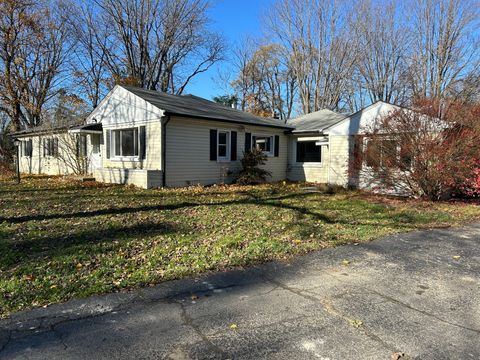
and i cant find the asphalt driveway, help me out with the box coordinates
[1,224,479,360]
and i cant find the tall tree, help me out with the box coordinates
[352,0,410,105]
[93,0,225,94]
[230,41,296,119]
[0,0,73,130]
[266,0,358,114]
[408,0,479,99]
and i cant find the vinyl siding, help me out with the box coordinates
[102,121,162,170]
[328,135,351,186]
[287,136,329,183]
[165,116,288,187]
[18,133,89,175]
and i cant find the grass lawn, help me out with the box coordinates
[1,176,479,318]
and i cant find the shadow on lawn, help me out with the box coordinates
[0,192,338,224]
[0,220,182,270]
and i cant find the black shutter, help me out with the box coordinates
[139,126,146,159]
[245,132,251,152]
[54,138,59,157]
[274,135,280,157]
[43,139,46,157]
[28,139,32,157]
[106,130,111,159]
[210,129,217,161]
[75,136,79,158]
[230,131,237,161]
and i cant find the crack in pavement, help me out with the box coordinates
[176,301,229,359]
[323,271,480,335]
[262,275,398,353]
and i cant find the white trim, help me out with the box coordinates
[217,129,231,162]
[111,127,140,160]
[252,134,274,157]
[294,139,323,165]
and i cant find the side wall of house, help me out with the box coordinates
[18,133,89,176]
[164,116,288,187]
[328,135,352,186]
[287,136,329,183]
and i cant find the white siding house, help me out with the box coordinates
[13,85,401,189]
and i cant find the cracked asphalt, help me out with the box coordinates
[1,224,479,359]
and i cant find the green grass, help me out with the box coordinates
[0,176,479,318]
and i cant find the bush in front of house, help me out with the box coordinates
[235,148,272,185]
[356,98,480,201]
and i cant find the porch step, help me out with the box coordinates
[81,177,96,182]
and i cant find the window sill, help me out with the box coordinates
[294,162,323,167]
[217,159,231,163]
[110,157,141,162]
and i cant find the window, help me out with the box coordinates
[22,140,32,157]
[217,130,230,161]
[296,141,321,163]
[112,128,138,157]
[78,135,88,157]
[91,134,101,154]
[44,138,59,157]
[252,135,273,156]
[365,138,398,168]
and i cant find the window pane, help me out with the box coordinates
[218,144,227,157]
[121,129,135,156]
[219,132,227,145]
[296,141,321,162]
[254,136,271,152]
[114,131,121,156]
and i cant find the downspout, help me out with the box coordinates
[327,133,331,185]
[161,114,171,187]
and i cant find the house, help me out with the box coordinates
[13,85,401,189]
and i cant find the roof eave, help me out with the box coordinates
[165,112,294,130]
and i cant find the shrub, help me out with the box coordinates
[235,148,272,185]
[355,98,480,200]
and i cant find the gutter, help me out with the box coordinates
[161,115,171,187]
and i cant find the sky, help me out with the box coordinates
[183,0,275,100]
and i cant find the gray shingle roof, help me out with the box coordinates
[122,86,293,129]
[287,109,347,133]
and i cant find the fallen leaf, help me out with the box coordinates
[229,323,238,330]
[391,352,406,360]
[452,255,461,260]
[191,295,199,300]
[342,259,350,265]
[349,319,363,328]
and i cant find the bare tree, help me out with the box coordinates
[352,0,410,105]
[92,0,225,94]
[230,40,296,119]
[266,0,358,114]
[71,5,111,109]
[0,0,73,130]
[408,0,479,100]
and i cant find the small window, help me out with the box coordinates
[296,141,321,163]
[217,130,230,161]
[112,128,138,157]
[44,138,59,157]
[22,140,32,157]
[365,138,398,168]
[252,135,273,155]
[91,134,101,154]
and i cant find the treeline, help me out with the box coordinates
[224,0,479,119]
[0,0,479,134]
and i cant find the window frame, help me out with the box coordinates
[111,127,139,160]
[252,134,274,157]
[44,138,59,158]
[295,140,322,164]
[217,129,231,162]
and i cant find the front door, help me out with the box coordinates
[89,134,102,174]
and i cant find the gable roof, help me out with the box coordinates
[287,109,347,133]
[121,86,293,129]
